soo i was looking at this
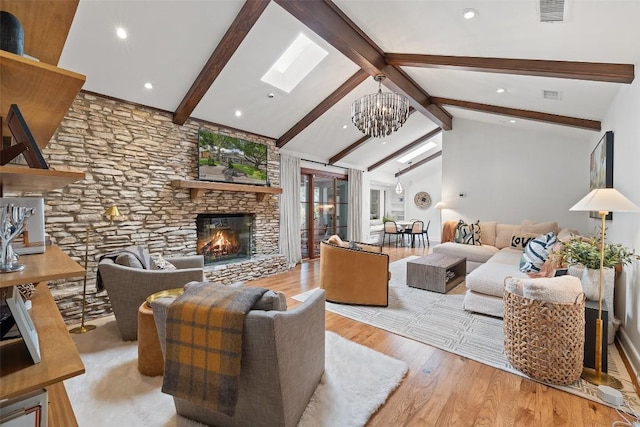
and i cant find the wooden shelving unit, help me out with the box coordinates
[171,179,283,201]
[0,2,87,425]
[0,249,85,426]
[1,246,86,288]
[0,50,86,149]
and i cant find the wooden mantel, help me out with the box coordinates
[171,179,283,201]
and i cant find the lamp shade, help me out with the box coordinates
[394,180,403,194]
[104,205,122,222]
[433,202,446,210]
[570,188,640,213]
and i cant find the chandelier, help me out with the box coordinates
[351,75,410,138]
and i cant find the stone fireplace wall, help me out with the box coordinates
[9,91,288,323]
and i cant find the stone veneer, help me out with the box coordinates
[9,92,288,323]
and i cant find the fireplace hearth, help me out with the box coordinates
[196,213,253,265]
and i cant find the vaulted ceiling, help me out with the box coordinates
[58,0,640,176]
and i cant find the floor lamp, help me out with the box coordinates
[70,205,122,334]
[569,188,640,388]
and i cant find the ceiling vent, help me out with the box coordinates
[543,90,562,100]
[540,0,565,22]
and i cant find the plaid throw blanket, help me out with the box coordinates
[162,283,268,416]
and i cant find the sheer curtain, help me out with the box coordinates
[347,168,363,242]
[279,154,301,267]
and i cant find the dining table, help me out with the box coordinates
[396,220,418,247]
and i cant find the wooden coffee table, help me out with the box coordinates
[406,253,466,293]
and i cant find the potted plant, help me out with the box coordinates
[557,232,636,270]
[553,230,637,302]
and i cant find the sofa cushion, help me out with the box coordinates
[521,220,559,235]
[479,221,497,247]
[466,262,527,297]
[433,242,499,264]
[519,232,557,273]
[486,247,524,265]
[495,224,521,249]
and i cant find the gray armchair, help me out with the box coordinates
[98,255,204,340]
[151,287,326,427]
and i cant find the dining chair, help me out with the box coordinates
[408,220,426,247]
[423,220,431,246]
[383,221,405,247]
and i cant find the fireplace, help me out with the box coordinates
[196,214,253,265]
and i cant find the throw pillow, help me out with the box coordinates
[152,254,177,270]
[495,224,522,249]
[115,253,144,269]
[510,233,538,250]
[455,220,482,245]
[348,240,362,251]
[519,232,557,273]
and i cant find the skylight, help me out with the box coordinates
[397,141,437,163]
[261,34,328,93]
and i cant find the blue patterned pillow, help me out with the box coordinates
[519,232,557,273]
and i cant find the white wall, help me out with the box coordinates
[441,118,591,234]
[398,156,443,243]
[599,64,640,378]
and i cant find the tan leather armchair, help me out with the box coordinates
[319,240,390,307]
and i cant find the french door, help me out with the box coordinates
[300,168,348,259]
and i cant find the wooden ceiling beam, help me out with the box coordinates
[173,0,270,125]
[432,97,601,131]
[276,69,369,148]
[329,135,370,165]
[367,127,442,172]
[385,54,634,84]
[328,107,416,164]
[395,151,442,177]
[273,0,452,130]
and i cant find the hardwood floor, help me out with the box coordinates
[247,245,632,426]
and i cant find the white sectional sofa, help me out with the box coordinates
[433,220,560,317]
[433,219,619,343]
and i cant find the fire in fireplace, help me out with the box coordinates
[196,214,253,265]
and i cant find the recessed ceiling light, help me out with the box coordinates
[116,27,127,39]
[382,141,387,145]
[509,119,517,124]
[342,124,348,129]
[463,8,478,19]
[397,141,437,163]
[261,33,328,93]
[496,88,506,94]
[267,93,275,99]
[144,82,153,89]
[235,110,242,118]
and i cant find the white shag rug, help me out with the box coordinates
[293,256,640,414]
[65,319,408,427]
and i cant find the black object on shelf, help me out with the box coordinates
[584,300,608,373]
[0,11,24,56]
[1,104,49,168]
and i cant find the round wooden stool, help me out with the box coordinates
[137,301,163,377]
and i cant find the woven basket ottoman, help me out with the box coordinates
[503,290,585,385]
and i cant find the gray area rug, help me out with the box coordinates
[294,256,640,413]
[65,318,407,427]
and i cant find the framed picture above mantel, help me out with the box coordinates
[589,131,614,220]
